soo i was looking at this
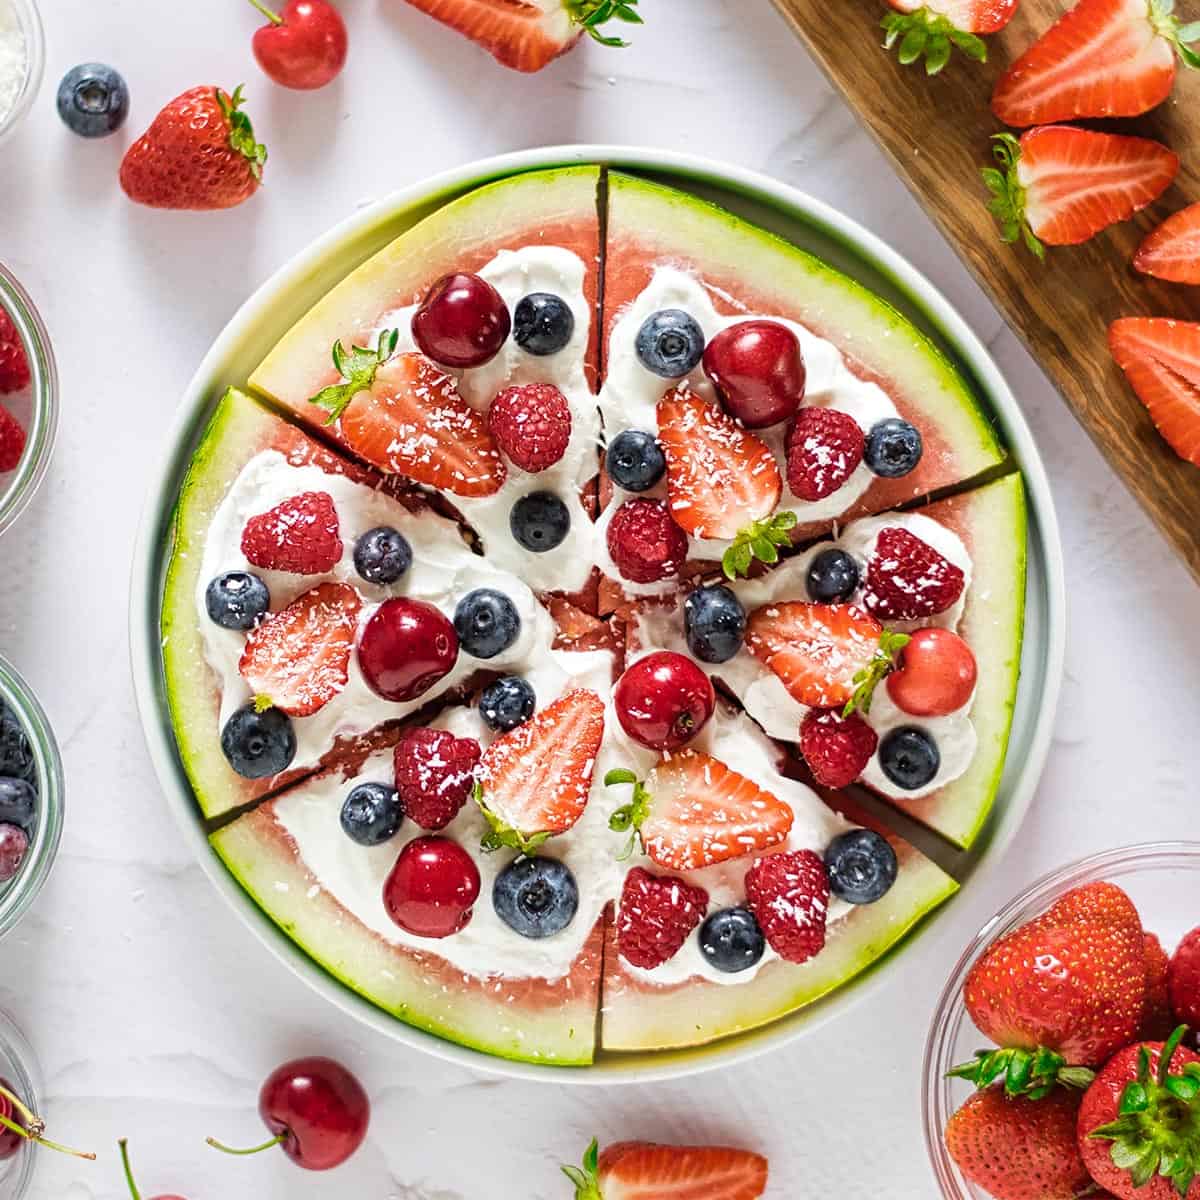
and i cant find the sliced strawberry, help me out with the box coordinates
[475,687,604,852]
[883,0,1018,75]
[746,602,884,709]
[1134,202,1200,285]
[863,525,966,621]
[606,750,793,872]
[744,848,830,965]
[241,491,343,575]
[785,407,864,502]
[564,1138,769,1200]
[984,128,1179,258]
[1109,317,1200,465]
[798,708,878,788]
[992,0,1200,128]
[238,582,361,717]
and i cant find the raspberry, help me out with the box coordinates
[745,849,829,965]
[786,407,864,501]
[1168,926,1200,1028]
[0,311,30,395]
[864,526,966,620]
[606,498,688,584]
[241,491,343,575]
[617,866,708,969]
[488,383,571,473]
[394,727,482,831]
[799,708,878,788]
[0,405,26,473]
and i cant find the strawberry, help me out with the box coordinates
[883,0,1018,75]
[1078,1027,1200,1199]
[605,751,794,872]
[488,382,572,472]
[0,309,30,394]
[1109,318,1200,465]
[744,848,829,965]
[864,525,966,621]
[475,688,604,852]
[945,1086,1093,1200]
[310,336,506,497]
[1135,203,1200,285]
[1142,932,1177,1040]
[393,727,481,831]
[798,708,878,788]
[241,491,343,575]
[983,128,1179,259]
[991,0,1200,128]
[605,497,689,584]
[400,0,642,73]
[563,1138,769,1200]
[0,405,25,473]
[615,866,709,970]
[785,407,864,501]
[1169,926,1200,1027]
[745,602,893,710]
[238,582,360,717]
[120,85,266,211]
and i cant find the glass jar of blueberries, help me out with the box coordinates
[0,656,62,939]
[0,1005,40,1199]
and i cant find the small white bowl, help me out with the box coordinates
[0,0,44,149]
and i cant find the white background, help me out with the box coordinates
[1,1,1197,1197]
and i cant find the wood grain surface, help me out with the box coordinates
[771,0,1200,581]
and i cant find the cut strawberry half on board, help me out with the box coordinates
[238,582,361,717]
[475,687,604,853]
[241,490,343,575]
[883,0,1018,74]
[400,0,642,73]
[983,127,1179,259]
[1134,202,1200,284]
[1109,317,1200,465]
[605,751,794,872]
[992,0,1200,127]
[563,1138,769,1200]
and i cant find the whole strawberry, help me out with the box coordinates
[1169,927,1200,1029]
[1142,932,1177,1041]
[120,85,267,210]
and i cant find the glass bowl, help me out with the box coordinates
[0,264,57,537]
[0,655,63,940]
[0,1005,41,1199]
[0,0,44,149]
[923,841,1200,1198]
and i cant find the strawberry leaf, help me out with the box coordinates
[308,328,399,424]
[722,510,798,580]
[562,1139,604,1200]
[568,0,641,47]
[983,134,1044,260]
[217,85,268,182]
[948,1045,1095,1098]
[843,629,909,717]
[880,8,988,71]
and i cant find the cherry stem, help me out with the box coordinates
[245,0,283,24]
[119,1139,141,1200]
[206,1132,286,1157]
[0,1081,39,1131]
[0,1112,96,1160]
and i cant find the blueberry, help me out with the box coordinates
[699,908,765,974]
[510,492,570,553]
[340,782,404,847]
[220,705,296,780]
[454,589,521,660]
[513,293,575,357]
[0,704,35,786]
[354,527,413,585]
[635,309,706,379]
[806,548,861,603]
[56,64,129,138]
[479,677,536,732]
[493,856,579,938]
[824,829,898,904]
[864,418,923,478]
[0,778,36,835]
[684,585,746,664]
[606,430,666,493]
[879,727,940,790]
[205,572,270,631]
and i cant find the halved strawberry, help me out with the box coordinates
[983,128,1179,259]
[883,0,1018,75]
[992,0,1200,128]
[605,750,794,872]
[238,582,361,717]
[563,1138,769,1200]
[1134,202,1200,285]
[400,0,642,73]
[1109,317,1200,465]
[475,687,604,853]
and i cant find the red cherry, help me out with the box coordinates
[383,836,481,938]
[358,598,458,702]
[886,627,977,717]
[702,320,806,428]
[249,0,348,90]
[120,1138,187,1199]
[0,824,28,883]
[0,1084,20,1162]
[614,650,715,751]
[412,273,511,369]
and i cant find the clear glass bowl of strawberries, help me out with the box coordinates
[0,264,56,537]
[924,843,1200,1200]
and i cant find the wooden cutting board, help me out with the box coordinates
[771,0,1200,582]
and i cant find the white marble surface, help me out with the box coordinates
[0,1,1197,1196]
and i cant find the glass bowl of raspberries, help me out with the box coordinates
[0,263,56,538]
[923,842,1200,1200]
[0,655,62,940]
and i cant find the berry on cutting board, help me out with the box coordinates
[0,405,26,474]
[785,406,864,501]
[394,726,481,832]
[1135,203,1200,286]
[488,382,572,473]
[683,583,746,664]
[864,525,966,621]
[635,309,706,379]
[247,0,348,91]
[562,1137,768,1200]
[613,651,715,752]
[699,907,766,975]
[886,627,977,716]
[412,273,511,369]
[493,856,579,939]
[798,707,878,789]
[702,319,806,429]
[453,588,521,659]
[357,597,458,703]
[220,703,297,779]
[615,866,709,969]
[56,64,129,138]
[0,308,30,395]
[824,829,898,904]
[119,1138,186,1200]
[382,836,480,938]
[241,491,342,575]
[744,848,830,965]
[120,86,267,211]
[513,292,574,356]
[605,428,666,492]
[605,497,688,584]
[353,527,412,586]
[882,0,1018,75]
[339,781,404,847]
[478,675,536,733]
